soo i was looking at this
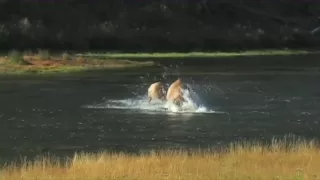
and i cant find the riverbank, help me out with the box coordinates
[0,50,155,75]
[1,49,319,75]
[1,136,319,180]
[79,49,320,68]
[0,50,319,75]
[79,49,313,59]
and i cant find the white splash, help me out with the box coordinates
[163,88,210,113]
[84,84,217,114]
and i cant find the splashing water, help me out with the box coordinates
[164,88,209,113]
[85,84,216,114]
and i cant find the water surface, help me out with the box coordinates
[0,66,319,162]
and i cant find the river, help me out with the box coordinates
[0,65,319,162]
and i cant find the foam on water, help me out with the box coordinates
[85,85,217,114]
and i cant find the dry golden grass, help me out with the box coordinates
[1,136,320,180]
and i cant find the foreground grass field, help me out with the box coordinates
[1,136,319,180]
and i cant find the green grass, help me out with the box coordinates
[79,49,314,59]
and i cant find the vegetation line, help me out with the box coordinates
[80,49,313,59]
[1,1,320,51]
[0,49,156,75]
[1,49,319,75]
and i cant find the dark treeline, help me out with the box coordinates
[1,0,320,52]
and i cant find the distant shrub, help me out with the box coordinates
[23,50,34,56]
[62,52,71,60]
[76,56,87,64]
[38,49,50,60]
[8,50,28,65]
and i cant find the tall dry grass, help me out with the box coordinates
[1,135,320,180]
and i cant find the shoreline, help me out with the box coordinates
[79,49,314,59]
[1,135,319,180]
[79,50,320,68]
[0,51,156,75]
[1,49,320,75]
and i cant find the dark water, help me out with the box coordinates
[0,66,320,162]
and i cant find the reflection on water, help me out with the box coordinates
[0,68,319,162]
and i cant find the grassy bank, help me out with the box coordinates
[1,136,320,180]
[1,49,319,75]
[79,49,314,60]
[0,50,155,75]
